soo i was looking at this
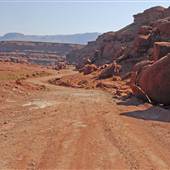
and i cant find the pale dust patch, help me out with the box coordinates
[22,99,59,110]
[6,99,16,103]
[72,121,87,128]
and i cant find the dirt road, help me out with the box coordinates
[0,70,170,170]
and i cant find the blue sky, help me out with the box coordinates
[0,0,169,35]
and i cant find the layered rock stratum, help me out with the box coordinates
[0,41,84,68]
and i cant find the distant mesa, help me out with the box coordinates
[3,33,25,39]
[0,32,101,45]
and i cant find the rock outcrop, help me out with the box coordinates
[80,64,98,75]
[98,62,121,79]
[66,5,170,105]
[130,37,170,104]
[131,54,170,105]
[153,42,170,60]
[67,6,170,75]
[53,62,66,70]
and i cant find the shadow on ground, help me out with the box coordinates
[116,97,146,106]
[120,106,170,123]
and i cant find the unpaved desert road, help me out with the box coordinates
[0,70,170,170]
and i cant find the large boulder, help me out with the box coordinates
[131,54,170,105]
[153,42,170,61]
[138,25,152,35]
[98,62,121,79]
[133,6,167,25]
[155,18,170,41]
[53,62,66,70]
[133,35,151,54]
[130,60,154,101]
[80,64,98,75]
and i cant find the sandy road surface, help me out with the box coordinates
[0,70,170,170]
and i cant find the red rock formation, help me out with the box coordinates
[138,25,152,35]
[133,6,166,25]
[98,62,121,79]
[65,5,170,105]
[133,35,151,54]
[67,6,170,74]
[131,51,170,105]
[130,60,154,101]
[80,64,98,75]
[153,42,170,61]
[139,54,170,105]
[53,62,66,70]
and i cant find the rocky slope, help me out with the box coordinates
[67,6,170,73]
[66,6,170,105]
